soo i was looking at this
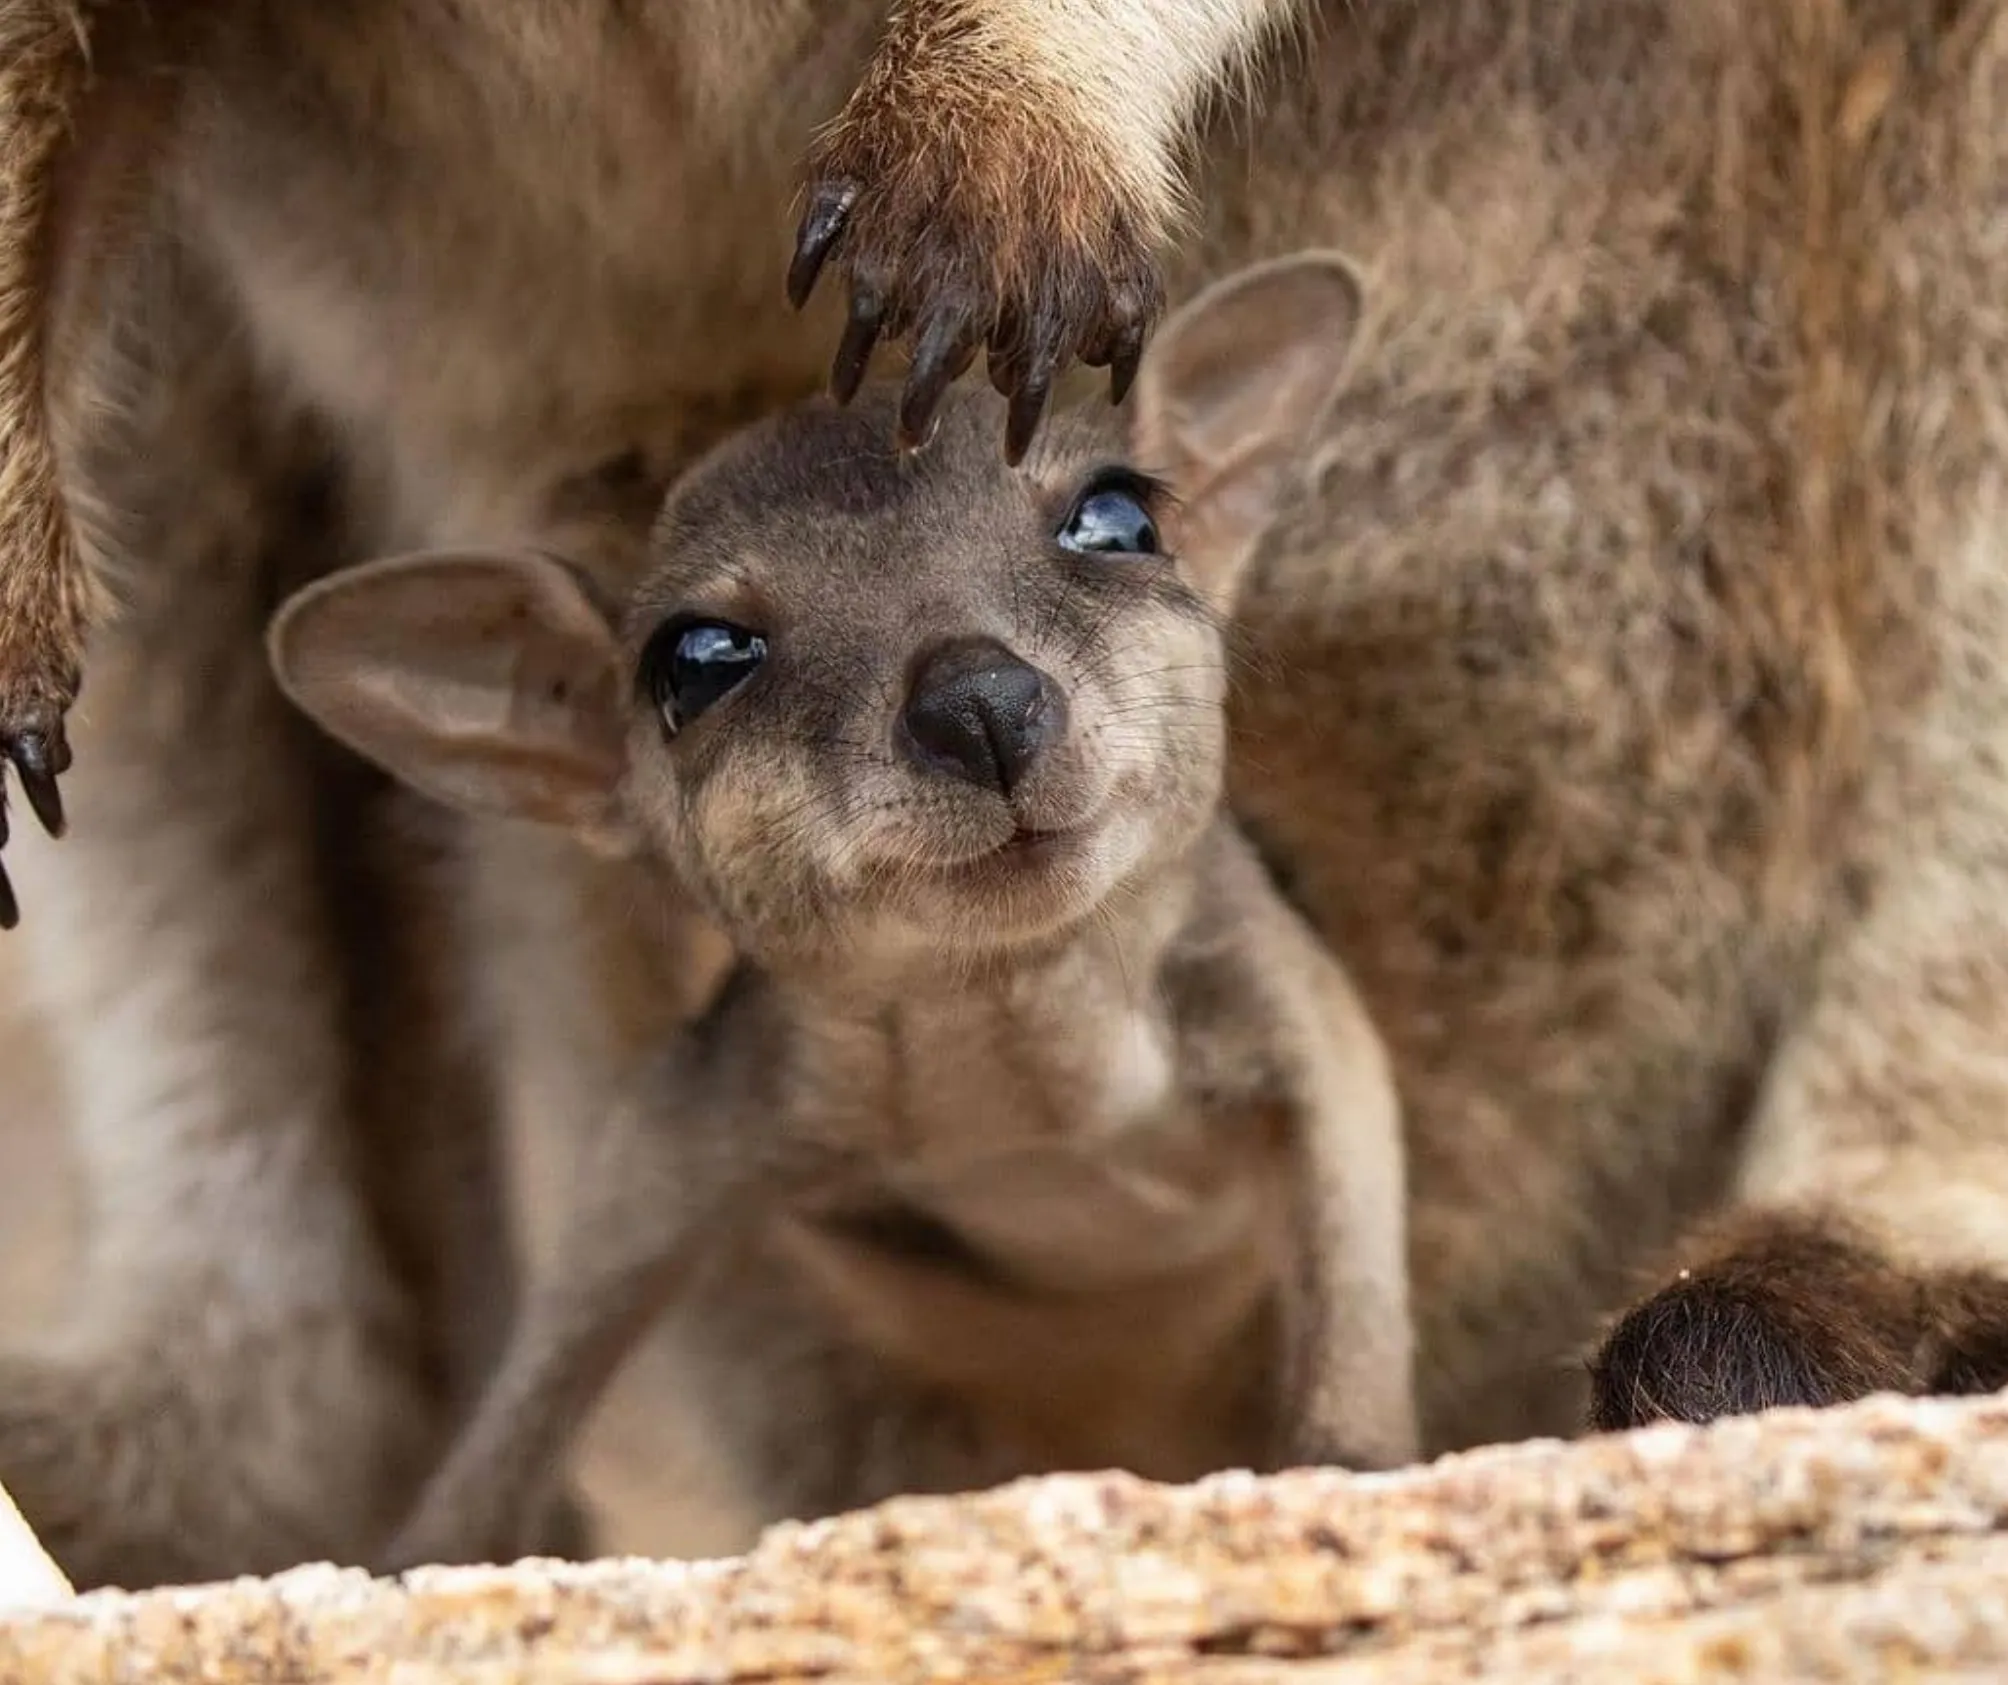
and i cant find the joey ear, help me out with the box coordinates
[267,549,633,846]
[1130,251,1364,607]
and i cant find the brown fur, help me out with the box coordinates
[265,279,1414,1566]
[4,0,2008,1589]
[1175,0,2008,1448]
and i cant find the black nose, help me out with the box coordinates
[900,637,1064,795]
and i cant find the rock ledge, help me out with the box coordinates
[3,1391,2007,1682]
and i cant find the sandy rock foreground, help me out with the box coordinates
[1,1390,2006,1683]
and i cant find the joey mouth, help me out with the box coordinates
[895,803,1092,883]
[999,823,1075,856]
[936,818,1092,879]
[861,795,1154,953]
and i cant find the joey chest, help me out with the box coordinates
[791,1003,1258,1277]
[762,993,1290,1395]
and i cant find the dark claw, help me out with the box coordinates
[899,315,978,452]
[787,183,858,311]
[1078,312,1120,372]
[987,301,1036,397]
[1108,319,1146,406]
[13,735,66,839]
[1003,341,1068,467]
[0,857,16,932]
[830,286,884,405]
[1003,354,1055,466]
[986,351,1015,398]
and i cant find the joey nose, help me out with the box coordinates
[900,637,1064,795]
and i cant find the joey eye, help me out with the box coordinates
[642,619,767,734]
[1057,475,1160,556]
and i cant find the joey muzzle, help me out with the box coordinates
[899,637,1064,797]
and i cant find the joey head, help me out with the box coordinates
[269,254,1414,1569]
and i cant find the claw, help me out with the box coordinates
[986,310,1026,399]
[1079,313,1119,372]
[1108,318,1146,406]
[787,183,857,310]
[1003,350,1056,467]
[0,856,16,932]
[17,763,63,840]
[899,315,979,452]
[830,285,884,404]
[13,734,66,839]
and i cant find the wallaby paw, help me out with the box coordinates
[379,1505,501,1575]
[526,1486,599,1563]
[1585,1214,1930,1433]
[789,74,1165,463]
[381,1481,595,1575]
[0,678,74,932]
[1281,1422,1418,1476]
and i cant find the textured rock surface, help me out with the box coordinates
[2,1391,2006,1683]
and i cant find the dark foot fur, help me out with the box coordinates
[789,57,1164,463]
[1926,1270,2008,1395]
[1587,1212,2008,1433]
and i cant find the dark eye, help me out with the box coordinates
[641,619,767,734]
[1057,475,1160,556]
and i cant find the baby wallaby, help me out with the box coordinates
[267,253,1413,1567]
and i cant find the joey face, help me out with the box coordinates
[615,389,1230,971]
[266,253,1362,978]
